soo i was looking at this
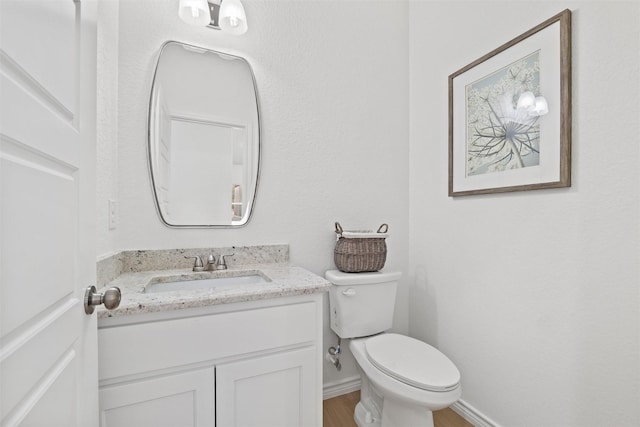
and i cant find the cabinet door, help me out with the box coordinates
[99,367,215,427]
[217,347,318,427]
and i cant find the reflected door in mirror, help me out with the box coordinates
[148,42,260,227]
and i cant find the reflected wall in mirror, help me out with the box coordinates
[148,41,260,227]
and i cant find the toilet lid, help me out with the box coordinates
[365,334,460,392]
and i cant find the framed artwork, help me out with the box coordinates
[449,9,571,196]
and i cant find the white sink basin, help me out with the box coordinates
[145,274,268,293]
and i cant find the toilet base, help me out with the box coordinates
[354,396,435,427]
[354,401,380,427]
[354,367,436,427]
[380,397,435,427]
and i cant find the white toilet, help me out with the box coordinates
[326,270,461,427]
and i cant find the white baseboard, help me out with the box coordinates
[322,375,361,400]
[451,399,500,427]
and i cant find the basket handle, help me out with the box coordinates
[377,224,389,233]
[335,222,344,235]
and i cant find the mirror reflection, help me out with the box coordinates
[148,41,260,227]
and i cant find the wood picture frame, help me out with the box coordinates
[448,9,571,197]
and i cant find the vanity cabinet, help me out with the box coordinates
[97,294,323,427]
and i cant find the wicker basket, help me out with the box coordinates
[334,222,388,273]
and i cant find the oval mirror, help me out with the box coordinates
[148,41,260,227]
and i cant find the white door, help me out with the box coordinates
[0,1,98,426]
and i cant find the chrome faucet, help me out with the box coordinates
[184,256,205,272]
[206,254,216,271]
[216,253,235,270]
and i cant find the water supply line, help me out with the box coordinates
[326,337,342,371]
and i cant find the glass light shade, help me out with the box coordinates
[219,0,248,35]
[178,0,211,26]
[532,96,549,116]
[517,91,536,110]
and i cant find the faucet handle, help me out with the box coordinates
[216,253,235,270]
[206,254,216,271]
[184,256,205,272]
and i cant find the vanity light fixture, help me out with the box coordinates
[178,0,211,26]
[218,0,248,35]
[501,91,549,125]
[516,91,549,117]
[531,96,549,116]
[179,0,248,35]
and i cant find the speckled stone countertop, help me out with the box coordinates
[97,263,331,319]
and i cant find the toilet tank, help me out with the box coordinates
[325,270,402,339]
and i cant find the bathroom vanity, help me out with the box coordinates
[96,247,329,427]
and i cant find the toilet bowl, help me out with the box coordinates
[350,334,461,427]
[325,270,462,427]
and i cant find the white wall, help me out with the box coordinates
[97,0,409,390]
[97,1,640,421]
[96,0,119,258]
[409,1,640,426]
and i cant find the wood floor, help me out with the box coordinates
[323,391,473,427]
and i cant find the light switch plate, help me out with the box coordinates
[108,199,117,230]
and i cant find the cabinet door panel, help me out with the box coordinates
[99,368,214,427]
[217,347,317,427]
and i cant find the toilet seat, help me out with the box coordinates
[365,333,460,392]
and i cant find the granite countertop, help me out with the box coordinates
[97,263,331,319]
